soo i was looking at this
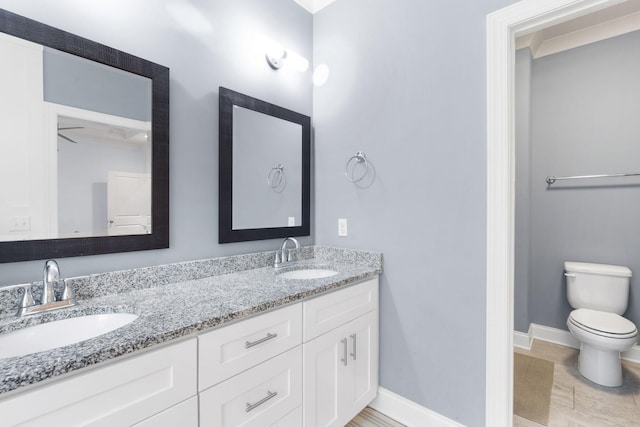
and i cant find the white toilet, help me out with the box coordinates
[565,261,638,387]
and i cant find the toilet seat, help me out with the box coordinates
[569,308,638,339]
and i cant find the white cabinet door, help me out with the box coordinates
[344,310,379,419]
[303,324,346,427]
[303,310,378,427]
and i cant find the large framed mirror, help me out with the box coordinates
[219,87,310,243]
[0,9,169,263]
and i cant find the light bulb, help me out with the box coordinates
[253,35,284,58]
[285,50,309,72]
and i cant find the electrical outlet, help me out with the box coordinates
[288,216,296,226]
[338,218,348,236]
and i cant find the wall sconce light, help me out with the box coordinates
[266,51,286,70]
[253,34,309,73]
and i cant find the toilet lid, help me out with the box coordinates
[569,309,638,338]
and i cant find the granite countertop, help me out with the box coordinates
[0,247,382,397]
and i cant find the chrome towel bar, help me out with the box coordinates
[546,172,640,185]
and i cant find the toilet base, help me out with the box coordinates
[577,343,622,387]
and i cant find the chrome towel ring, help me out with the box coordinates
[345,151,369,183]
[267,164,285,188]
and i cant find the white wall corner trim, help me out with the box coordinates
[370,387,465,427]
[515,31,544,54]
[486,1,626,426]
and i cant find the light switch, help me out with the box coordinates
[338,218,348,236]
[10,216,31,231]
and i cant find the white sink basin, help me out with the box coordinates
[0,313,138,359]
[278,268,339,280]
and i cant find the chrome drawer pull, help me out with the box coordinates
[245,390,278,412]
[350,333,357,360]
[341,338,348,366]
[245,332,277,349]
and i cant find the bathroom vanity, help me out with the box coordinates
[0,247,381,426]
[0,9,379,426]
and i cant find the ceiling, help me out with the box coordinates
[517,0,640,58]
[293,0,640,54]
[293,0,337,14]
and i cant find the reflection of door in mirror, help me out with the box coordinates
[232,106,303,230]
[0,31,152,242]
[107,172,151,236]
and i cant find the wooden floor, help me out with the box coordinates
[515,340,640,427]
[346,407,405,427]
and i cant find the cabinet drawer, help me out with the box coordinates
[133,396,198,427]
[199,303,302,390]
[272,405,302,426]
[0,338,197,427]
[199,346,302,427]
[303,277,378,341]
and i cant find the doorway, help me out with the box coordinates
[485,0,635,425]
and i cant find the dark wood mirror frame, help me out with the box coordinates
[218,87,310,243]
[0,9,169,263]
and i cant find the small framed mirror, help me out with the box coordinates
[218,87,310,243]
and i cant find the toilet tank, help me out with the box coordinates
[565,262,632,314]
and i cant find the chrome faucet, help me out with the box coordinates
[274,237,299,268]
[42,259,59,305]
[10,259,77,317]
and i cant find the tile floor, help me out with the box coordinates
[514,340,640,427]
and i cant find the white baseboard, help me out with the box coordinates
[513,330,532,349]
[369,387,465,427]
[529,323,580,349]
[514,323,640,363]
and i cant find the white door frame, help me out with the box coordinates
[485,0,626,425]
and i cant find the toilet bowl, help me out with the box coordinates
[567,308,638,387]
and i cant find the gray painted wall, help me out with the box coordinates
[0,0,313,284]
[44,47,152,122]
[515,48,533,333]
[516,30,640,333]
[313,0,516,425]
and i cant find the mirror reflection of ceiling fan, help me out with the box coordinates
[57,126,84,144]
[56,117,150,146]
